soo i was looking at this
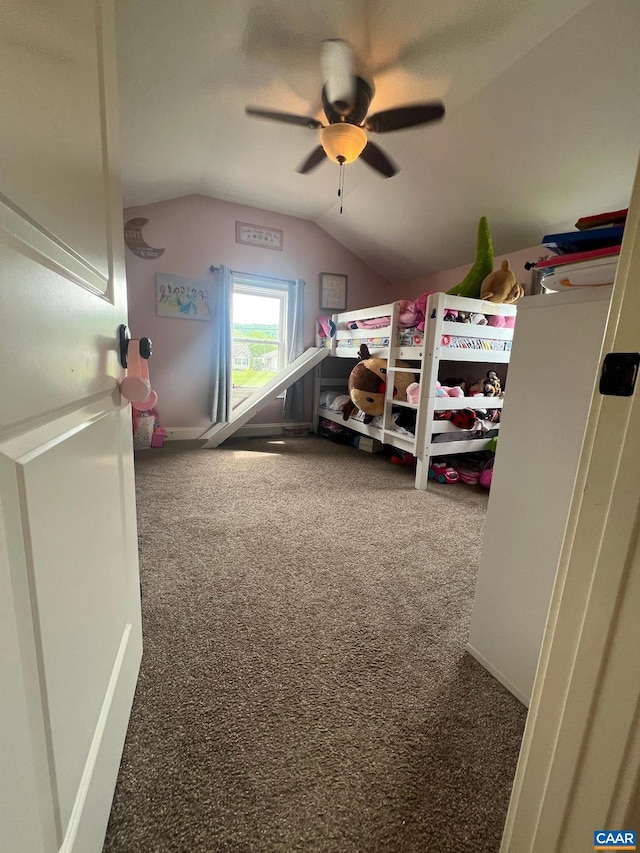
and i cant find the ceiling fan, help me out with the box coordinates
[245,39,445,179]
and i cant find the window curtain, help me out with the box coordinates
[210,265,233,424]
[283,278,305,421]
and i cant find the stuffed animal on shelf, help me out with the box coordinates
[480,259,525,303]
[443,377,468,395]
[341,344,413,424]
[446,216,494,298]
[406,382,420,404]
[435,381,465,397]
[487,314,516,328]
[469,370,502,397]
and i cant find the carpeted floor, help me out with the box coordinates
[103,436,527,853]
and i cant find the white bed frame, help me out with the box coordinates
[314,292,517,490]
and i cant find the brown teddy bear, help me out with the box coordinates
[341,344,414,423]
[480,259,524,303]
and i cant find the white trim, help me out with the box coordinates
[232,275,289,376]
[163,428,206,441]
[236,422,311,438]
[164,423,312,441]
[466,643,530,707]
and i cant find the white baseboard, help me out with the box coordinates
[164,423,311,441]
[164,427,208,441]
[465,643,530,707]
[236,422,311,438]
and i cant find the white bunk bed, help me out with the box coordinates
[314,292,517,490]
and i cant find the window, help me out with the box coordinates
[232,274,289,400]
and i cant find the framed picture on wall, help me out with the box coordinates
[156,273,212,321]
[320,272,348,311]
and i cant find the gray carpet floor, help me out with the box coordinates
[103,436,527,853]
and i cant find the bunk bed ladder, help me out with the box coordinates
[414,292,443,490]
[382,300,420,462]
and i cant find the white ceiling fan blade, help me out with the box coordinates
[321,39,356,115]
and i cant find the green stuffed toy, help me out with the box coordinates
[447,216,494,298]
[342,344,413,424]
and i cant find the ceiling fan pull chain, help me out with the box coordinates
[338,156,345,214]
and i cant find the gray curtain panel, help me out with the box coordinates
[210,265,233,423]
[283,278,305,421]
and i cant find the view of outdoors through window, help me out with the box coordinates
[232,288,285,394]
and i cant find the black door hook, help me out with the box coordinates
[118,324,152,368]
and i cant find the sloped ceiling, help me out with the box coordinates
[115,0,640,280]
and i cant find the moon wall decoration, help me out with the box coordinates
[124,218,165,259]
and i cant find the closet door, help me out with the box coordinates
[466,287,611,705]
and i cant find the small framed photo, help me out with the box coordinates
[320,272,348,311]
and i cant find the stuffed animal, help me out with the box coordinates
[397,292,436,331]
[406,382,420,404]
[341,344,413,423]
[469,370,502,397]
[487,314,516,328]
[469,312,488,325]
[435,381,465,397]
[447,216,494,298]
[443,377,468,395]
[480,259,525,304]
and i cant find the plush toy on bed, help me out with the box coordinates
[469,370,502,397]
[480,260,525,304]
[341,344,414,424]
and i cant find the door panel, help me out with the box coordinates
[0,0,110,276]
[18,410,136,832]
[0,236,118,429]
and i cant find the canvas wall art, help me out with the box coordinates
[156,273,212,321]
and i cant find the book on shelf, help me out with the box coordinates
[542,225,625,255]
[574,207,628,231]
[535,244,621,269]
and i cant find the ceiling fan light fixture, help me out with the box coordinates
[320,123,367,165]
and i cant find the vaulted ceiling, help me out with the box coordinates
[115,0,640,280]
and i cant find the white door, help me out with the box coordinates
[0,2,142,852]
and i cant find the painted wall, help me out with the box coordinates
[124,194,392,428]
[392,245,550,298]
